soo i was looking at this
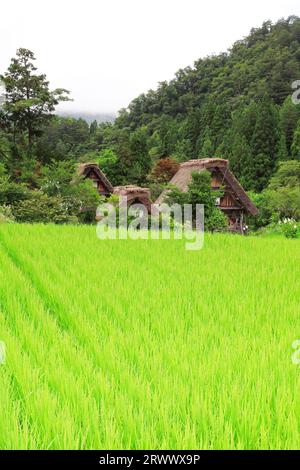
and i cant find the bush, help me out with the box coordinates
[0,205,15,223]
[246,191,273,230]
[165,171,226,232]
[12,191,78,224]
[40,160,102,223]
[0,178,30,205]
[279,218,299,239]
[206,208,227,233]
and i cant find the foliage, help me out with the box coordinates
[246,191,274,230]
[268,160,300,189]
[0,177,30,206]
[96,149,118,180]
[247,161,300,230]
[35,117,91,164]
[111,17,300,190]
[166,170,227,232]
[0,49,70,150]
[148,182,165,201]
[148,157,180,183]
[0,205,15,223]
[279,218,299,238]
[1,19,300,226]
[40,160,102,223]
[265,187,300,220]
[12,191,78,224]
[291,119,300,160]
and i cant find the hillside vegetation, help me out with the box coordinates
[110,16,300,190]
[1,17,300,229]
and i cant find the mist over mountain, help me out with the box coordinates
[57,111,115,124]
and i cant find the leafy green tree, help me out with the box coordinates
[89,120,98,135]
[166,170,227,231]
[247,96,280,190]
[39,160,102,222]
[0,131,10,164]
[0,167,30,206]
[12,191,78,224]
[155,115,178,157]
[39,160,76,196]
[148,131,164,160]
[127,126,151,184]
[1,48,70,149]
[229,134,251,181]
[183,108,203,158]
[199,128,214,157]
[268,160,300,189]
[277,132,289,161]
[263,187,300,220]
[248,161,300,229]
[291,120,300,160]
[246,191,274,230]
[35,117,91,164]
[97,149,118,179]
[280,97,300,154]
[209,101,231,148]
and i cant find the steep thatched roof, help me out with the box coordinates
[217,166,258,216]
[155,158,258,216]
[113,185,151,196]
[113,185,152,212]
[78,163,114,193]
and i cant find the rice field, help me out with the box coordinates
[0,223,300,450]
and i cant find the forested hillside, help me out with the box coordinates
[110,16,300,191]
[1,17,300,229]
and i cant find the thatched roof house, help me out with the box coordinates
[78,163,114,197]
[155,158,258,232]
[78,164,153,212]
[113,185,153,213]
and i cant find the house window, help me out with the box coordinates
[92,181,98,189]
[215,197,220,206]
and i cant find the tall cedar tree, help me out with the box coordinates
[0,49,70,149]
[247,96,281,191]
[291,120,300,160]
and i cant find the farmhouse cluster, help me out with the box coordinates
[79,158,258,233]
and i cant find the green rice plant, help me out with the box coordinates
[0,224,300,449]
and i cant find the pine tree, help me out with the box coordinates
[215,128,234,160]
[277,132,289,161]
[210,101,231,148]
[183,109,203,158]
[248,96,280,191]
[280,96,300,154]
[230,134,252,182]
[128,126,151,184]
[199,127,214,157]
[291,120,300,160]
[89,120,98,135]
[1,48,70,149]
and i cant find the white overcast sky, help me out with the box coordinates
[1,0,299,114]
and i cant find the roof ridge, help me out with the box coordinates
[180,158,228,168]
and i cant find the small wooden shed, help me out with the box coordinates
[155,158,258,233]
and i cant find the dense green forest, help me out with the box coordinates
[1,16,300,231]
